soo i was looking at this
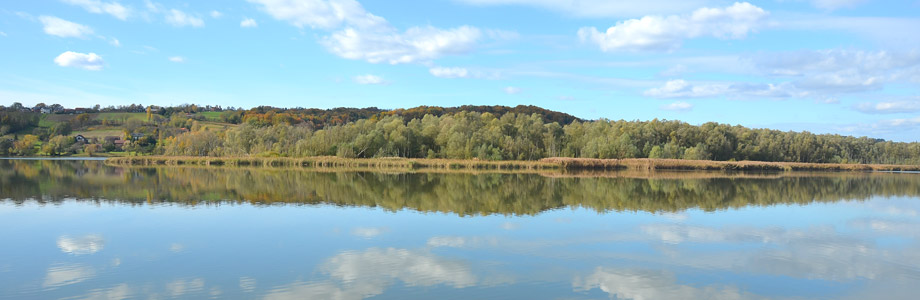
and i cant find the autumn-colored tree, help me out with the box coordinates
[12,134,39,156]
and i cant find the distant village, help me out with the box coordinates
[1,102,230,156]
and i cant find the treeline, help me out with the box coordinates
[160,112,920,165]
[5,160,920,215]
[219,104,580,129]
[0,111,39,135]
[4,102,920,165]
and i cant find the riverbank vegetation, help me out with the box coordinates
[106,156,920,172]
[4,102,920,165]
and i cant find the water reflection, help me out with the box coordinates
[350,227,388,238]
[164,278,206,297]
[4,159,920,214]
[75,283,131,300]
[43,264,95,288]
[56,235,104,255]
[2,159,920,299]
[574,268,760,300]
[638,223,920,281]
[264,248,476,300]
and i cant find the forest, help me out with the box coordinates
[161,111,920,165]
[3,103,920,165]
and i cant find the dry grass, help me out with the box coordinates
[106,156,920,172]
[540,157,920,172]
[105,156,561,171]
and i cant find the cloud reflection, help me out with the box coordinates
[240,277,257,293]
[640,223,920,281]
[350,227,388,238]
[574,268,763,300]
[165,278,205,297]
[43,263,95,288]
[263,248,475,300]
[78,283,132,300]
[57,234,105,255]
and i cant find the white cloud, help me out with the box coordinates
[39,16,94,38]
[209,10,222,18]
[485,29,520,40]
[875,116,920,129]
[57,234,105,255]
[62,0,131,20]
[168,56,185,63]
[661,101,693,112]
[645,79,726,98]
[247,0,387,30]
[54,51,104,70]
[659,64,688,77]
[855,100,920,114]
[322,26,481,64]
[240,18,258,28]
[578,2,768,52]
[144,0,162,13]
[811,0,868,10]
[353,74,387,85]
[0,31,7,37]
[251,0,483,64]
[644,79,795,99]
[772,16,920,47]
[455,0,711,18]
[109,37,120,47]
[165,9,204,27]
[429,67,470,78]
[753,50,920,93]
[503,86,522,94]
[632,50,920,103]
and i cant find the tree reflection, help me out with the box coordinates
[3,160,920,215]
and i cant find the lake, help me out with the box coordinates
[1,159,919,299]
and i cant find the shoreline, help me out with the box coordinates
[100,156,920,172]
[0,157,109,161]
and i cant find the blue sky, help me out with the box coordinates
[1,0,920,141]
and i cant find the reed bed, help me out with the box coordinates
[540,157,920,172]
[105,156,561,171]
[106,156,920,172]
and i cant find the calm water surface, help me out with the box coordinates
[1,159,919,299]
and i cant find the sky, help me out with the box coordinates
[1,0,920,141]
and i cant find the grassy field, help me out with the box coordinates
[197,121,237,130]
[196,112,222,121]
[71,129,124,139]
[37,114,57,127]
[30,113,147,131]
[94,112,147,123]
[105,156,920,172]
